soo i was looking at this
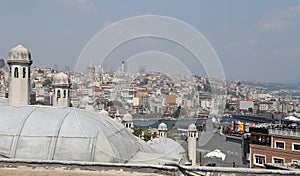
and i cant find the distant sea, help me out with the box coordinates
[133,117,258,129]
[277,92,300,97]
[133,119,205,129]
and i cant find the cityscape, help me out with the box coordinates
[1,1,300,176]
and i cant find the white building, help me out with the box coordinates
[239,100,254,111]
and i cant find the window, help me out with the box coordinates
[275,141,285,150]
[273,157,285,164]
[292,160,300,164]
[23,67,26,78]
[14,67,19,78]
[254,154,266,166]
[63,90,66,98]
[293,143,300,151]
[57,90,61,98]
[251,134,271,146]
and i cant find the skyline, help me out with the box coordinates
[0,0,300,83]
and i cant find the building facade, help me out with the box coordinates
[250,127,300,168]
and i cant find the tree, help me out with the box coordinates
[43,78,52,87]
[173,105,181,118]
[132,126,154,142]
[225,103,230,109]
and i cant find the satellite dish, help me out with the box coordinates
[0,59,4,68]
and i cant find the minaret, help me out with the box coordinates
[123,113,134,132]
[52,72,70,107]
[188,124,198,166]
[7,45,33,106]
[158,123,167,143]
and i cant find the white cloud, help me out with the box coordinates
[258,2,300,31]
[56,0,98,14]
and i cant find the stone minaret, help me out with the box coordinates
[7,45,33,106]
[188,124,198,166]
[52,72,70,107]
[158,123,167,143]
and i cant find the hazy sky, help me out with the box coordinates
[0,0,300,83]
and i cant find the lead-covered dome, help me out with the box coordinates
[53,72,69,86]
[7,45,32,64]
[123,113,133,122]
[0,106,163,163]
[158,123,167,131]
[188,124,197,131]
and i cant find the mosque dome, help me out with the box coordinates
[148,138,185,163]
[53,72,69,86]
[158,123,167,131]
[123,113,133,122]
[188,124,197,131]
[0,105,167,164]
[7,45,32,63]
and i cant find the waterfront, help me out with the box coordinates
[133,117,261,129]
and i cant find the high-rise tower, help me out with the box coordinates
[87,62,95,82]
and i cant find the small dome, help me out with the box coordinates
[7,45,32,63]
[147,138,185,162]
[158,123,167,131]
[188,124,197,131]
[53,72,69,86]
[123,113,133,122]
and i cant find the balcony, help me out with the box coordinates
[269,129,300,137]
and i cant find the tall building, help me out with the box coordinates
[121,60,128,72]
[87,62,95,82]
[52,72,70,107]
[7,45,33,106]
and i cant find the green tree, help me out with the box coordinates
[132,126,154,142]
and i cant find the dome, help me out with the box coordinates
[148,138,185,163]
[53,72,70,86]
[0,105,165,164]
[158,123,167,131]
[123,113,133,122]
[188,124,197,131]
[7,45,32,64]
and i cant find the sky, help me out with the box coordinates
[0,0,300,83]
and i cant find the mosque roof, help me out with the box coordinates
[0,105,173,164]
